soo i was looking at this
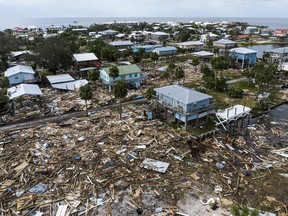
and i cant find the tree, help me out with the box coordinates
[122,48,132,60]
[133,54,142,63]
[228,85,243,98]
[215,76,227,92]
[145,86,156,100]
[211,56,230,76]
[109,65,119,82]
[0,90,9,123]
[79,85,93,115]
[150,52,159,63]
[0,31,18,72]
[101,46,119,62]
[0,77,9,88]
[174,66,185,83]
[252,62,276,89]
[191,56,200,66]
[243,68,255,85]
[87,69,99,87]
[31,36,73,74]
[113,80,128,119]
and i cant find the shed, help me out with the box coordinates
[5,65,36,85]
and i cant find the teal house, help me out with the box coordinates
[154,84,215,130]
[100,64,142,92]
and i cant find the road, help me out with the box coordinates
[0,98,148,133]
[226,77,249,84]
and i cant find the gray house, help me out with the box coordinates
[154,84,215,130]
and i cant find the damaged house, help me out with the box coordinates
[153,84,216,130]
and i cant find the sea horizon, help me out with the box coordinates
[0,16,288,30]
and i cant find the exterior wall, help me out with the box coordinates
[132,46,154,53]
[151,34,169,41]
[8,73,35,85]
[232,52,257,68]
[186,98,211,113]
[100,69,141,91]
[179,44,203,51]
[154,50,177,56]
[213,43,236,49]
[75,60,101,69]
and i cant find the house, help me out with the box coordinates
[73,53,101,72]
[234,34,250,42]
[213,39,237,50]
[154,84,215,130]
[132,45,155,53]
[152,46,178,56]
[100,64,142,92]
[151,32,169,41]
[192,51,214,61]
[177,41,204,51]
[200,32,219,42]
[99,29,118,38]
[7,83,42,100]
[108,40,134,51]
[244,26,260,35]
[229,47,257,68]
[4,65,36,85]
[46,74,88,91]
[274,29,288,37]
[264,46,288,64]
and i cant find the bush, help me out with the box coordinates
[228,85,243,98]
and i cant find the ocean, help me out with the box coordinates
[0,17,288,30]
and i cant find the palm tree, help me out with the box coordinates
[87,69,99,88]
[109,65,119,91]
[79,84,93,115]
[113,80,128,119]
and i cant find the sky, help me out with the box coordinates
[0,0,288,19]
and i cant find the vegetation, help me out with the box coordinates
[79,84,93,115]
[113,80,128,119]
[230,205,259,216]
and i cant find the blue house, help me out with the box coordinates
[4,65,36,85]
[100,64,142,92]
[154,84,215,130]
[132,45,155,53]
[152,46,178,56]
[229,47,257,68]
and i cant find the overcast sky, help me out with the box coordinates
[0,0,288,18]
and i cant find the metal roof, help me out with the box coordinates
[51,79,88,91]
[178,41,204,46]
[5,65,35,77]
[155,84,212,105]
[109,40,133,46]
[153,46,177,52]
[101,64,141,76]
[230,47,257,54]
[192,51,214,57]
[7,84,42,100]
[46,74,75,84]
[266,46,288,54]
[73,53,98,62]
[213,39,237,45]
[152,31,169,36]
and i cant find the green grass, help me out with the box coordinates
[190,120,216,136]
[229,81,257,91]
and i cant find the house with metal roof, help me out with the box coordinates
[73,52,101,71]
[229,47,257,69]
[154,84,215,130]
[213,39,237,49]
[200,32,219,42]
[151,31,169,41]
[132,45,155,53]
[108,40,134,51]
[4,65,36,85]
[192,51,214,60]
[100,64,142,92]
[152,46,178,56]
[7,84,42,100]
[46,74,88,91]
[263,46,288,64]
[177,41,204,51]
[99,29,119,38]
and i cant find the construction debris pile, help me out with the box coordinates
[0,104,287,216]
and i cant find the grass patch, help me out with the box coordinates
[190,119,216,136]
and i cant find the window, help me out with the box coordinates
[129,74,132,78]
[15,76,18,79]
[135,74,137,77]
